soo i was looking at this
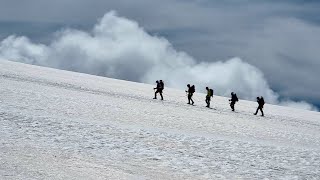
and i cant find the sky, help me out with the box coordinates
[0,0,319,111]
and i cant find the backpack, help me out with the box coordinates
[156,82,161,89]
[160,81,164,89]
[209,89,214,97]
[260,97,265,105]
[234,94,239,102]
[190,85,195,93]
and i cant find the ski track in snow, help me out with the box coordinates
[1,60,320,179]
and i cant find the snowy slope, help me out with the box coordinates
[1,60,320,179]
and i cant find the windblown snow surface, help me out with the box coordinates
[0,60,320,180]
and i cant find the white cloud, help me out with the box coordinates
[0,11,317,111]
[279,100,319,112]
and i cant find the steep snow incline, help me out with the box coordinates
[1,60,320,179]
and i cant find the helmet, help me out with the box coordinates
[187,84,190,87]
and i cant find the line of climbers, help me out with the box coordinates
[153,80,265,116]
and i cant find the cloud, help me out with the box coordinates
[279,100,319,112]
[0,11,317,111]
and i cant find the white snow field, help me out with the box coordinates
[1,60,320,180]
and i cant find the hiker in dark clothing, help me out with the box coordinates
[205,87,213,108]
[254,96,264,116]
[229,92,238,111]
[185,84,195,105]
[153,80,163,100]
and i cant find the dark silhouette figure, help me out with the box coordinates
[185,84,195,105]
[153,80,163,100]
[254,96,264,116]
[205,87,213,108]
[229,92,238,111]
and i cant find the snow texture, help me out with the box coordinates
[1,60,320,179]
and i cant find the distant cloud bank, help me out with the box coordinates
[0,11,317,111]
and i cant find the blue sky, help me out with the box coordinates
[0,0,319,109]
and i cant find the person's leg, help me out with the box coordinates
[205,97,209,107]
[231,102,235,111]
[154,90,158,99]
[155,89,160,99]
[160,91,163,100]
[190,94,194,105]
[254,107,259,115]
[260,107,264,116]
[187,94,191,104]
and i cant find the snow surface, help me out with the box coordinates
[1,60,320,179]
